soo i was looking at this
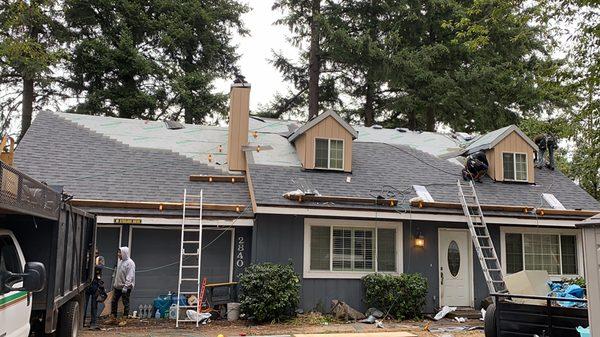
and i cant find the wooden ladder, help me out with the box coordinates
[457,180,508,294]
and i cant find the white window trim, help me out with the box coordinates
[502,151,529,182]
[314,137,345,171]
[303,218,403,279]
[500,226,584,280]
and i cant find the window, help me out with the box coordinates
[503,153,528,181]
[0,235,23,294]
[505,232,578,275]
[315,138,344,170]
[308,224,397,275]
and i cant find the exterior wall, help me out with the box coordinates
[253,214,500,313]
[581,225,599,335]
[490,131,536,183]
[294,116,354,172]
[96,224,251,310]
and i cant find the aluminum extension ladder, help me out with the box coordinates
[175,189,204,327]
[457,180,508,294]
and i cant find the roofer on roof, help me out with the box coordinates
[534,133,558,170]
[462,150,489,183]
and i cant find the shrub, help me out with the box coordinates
[362,273,427,320]
[238,262,301,323]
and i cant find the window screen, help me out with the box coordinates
[506,233,523,273]
[515,153,528,181]
[315,139,329,168]
[503,153,515,180]
[377,228,396,272]
[561,235,577,275]
[329,140,344,169]
[310,227,330,270]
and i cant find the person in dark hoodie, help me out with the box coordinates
[84,250,104,329]
[462,150,489,182]
[110,247,135,322]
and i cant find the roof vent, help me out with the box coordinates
[395,127,409,133]
[371,124,383,129]
[164,120,184,130]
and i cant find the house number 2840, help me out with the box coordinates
[236,236,245,267]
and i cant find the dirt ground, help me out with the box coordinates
[80,314,485,337]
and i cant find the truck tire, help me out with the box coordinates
[58,300,80,337]
[484,303,497,337]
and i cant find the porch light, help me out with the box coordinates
[415,232,425,248]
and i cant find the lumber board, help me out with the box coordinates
[71,199,246,213]
[284,193,398,207]
[410,200,599,217]
[189,175,246,183]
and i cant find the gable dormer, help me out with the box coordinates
[465,125,538,183]
[288,110,358,172]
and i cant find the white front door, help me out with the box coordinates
[439,229,472,307]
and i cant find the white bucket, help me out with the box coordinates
[226,302,241,321]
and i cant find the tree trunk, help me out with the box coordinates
[364,82,375,126]
[19,78,34,141]
[426,107,435,132]
[307,0,321,120]
[408,111,417,130]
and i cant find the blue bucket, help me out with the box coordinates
[576,326,590,337]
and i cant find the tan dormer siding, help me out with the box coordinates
[227,82,251,171]
[488,131,535,183]
[294,116,354,172]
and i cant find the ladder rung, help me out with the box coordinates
[492,280,506,283]
[183,252,199,256]
[480,246,493,249]
[477,235,490,239]
[181,278,199,282]
[181,266,199,269]
[183,241,200,243]
[183,229,201,232]
[484,257,497,259]
[179,291,199,294]
[486,268,502,272]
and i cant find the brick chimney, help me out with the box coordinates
[227,80,251,171]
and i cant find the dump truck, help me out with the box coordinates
[0,160,96,337]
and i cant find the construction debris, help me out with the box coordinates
[433,306,457,321]
[330,300,365,321]
[365,307,384,319]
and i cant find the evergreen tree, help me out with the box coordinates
[0,0,66,140]
[64,0,248,122]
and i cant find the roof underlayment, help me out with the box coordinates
[57,111,463,171]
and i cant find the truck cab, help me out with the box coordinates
[0,230,46,337]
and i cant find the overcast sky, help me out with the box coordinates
[214,1,294,111]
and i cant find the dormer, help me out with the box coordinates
[464,125,539,183]
[288,110,358,172]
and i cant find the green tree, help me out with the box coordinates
[64,0,248,122]
[0,0,66,140]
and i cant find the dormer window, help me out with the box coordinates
[315,138,344,170]
[503,152,528,182]
[287,110,358,172]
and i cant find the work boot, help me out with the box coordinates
[118,318,128,327]
[104,316,117,325]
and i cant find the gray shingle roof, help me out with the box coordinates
[464,125,539,154]
[14,111,252,216]
[248,142,600,214]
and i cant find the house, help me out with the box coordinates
[14,81,600,313]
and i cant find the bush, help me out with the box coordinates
[362,273,427,320]
[238,263,301,323]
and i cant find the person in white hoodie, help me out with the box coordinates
[111,247,135,319]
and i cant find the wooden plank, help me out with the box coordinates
[295,332,416,337]
[411,200,599,217]
[189,175,246,183]
[70,199,246,213]
[284,193,398,207]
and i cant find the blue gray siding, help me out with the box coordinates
[253,214,501,313]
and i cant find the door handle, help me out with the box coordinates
[441,271,444,285]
